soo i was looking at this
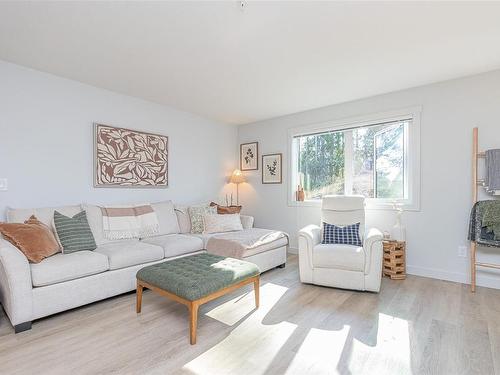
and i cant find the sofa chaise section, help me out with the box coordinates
[206,228,288,271]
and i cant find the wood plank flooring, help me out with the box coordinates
[1,255,499,375]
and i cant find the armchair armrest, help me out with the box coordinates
[298,225,321,281]
[240,215,254,229]
[0,238,33,326]
[363,227,383,275]
[299,224,321,248]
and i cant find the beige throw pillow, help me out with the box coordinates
[203,213,243,234]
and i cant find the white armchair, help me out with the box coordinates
[298,195,383,292]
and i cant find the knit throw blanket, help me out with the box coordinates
[483,201,500,240]
[468,200,500,246]
[100,205,159,240]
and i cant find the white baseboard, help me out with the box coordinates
[286,250,500,289]
[407,264,500,290]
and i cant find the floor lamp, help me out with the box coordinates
[230,169,246,205]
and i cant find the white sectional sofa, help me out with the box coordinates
[0,201,288,333]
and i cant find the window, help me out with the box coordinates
[289,108,420,210]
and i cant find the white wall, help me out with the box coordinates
[238,69,500,289]
[0,61,237,218]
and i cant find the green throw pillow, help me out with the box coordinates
[53,210,97,253]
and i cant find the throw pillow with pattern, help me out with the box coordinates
[54,210,97,253]
[322,222,362,246]
[188,205,217,234]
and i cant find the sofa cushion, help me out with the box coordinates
[141,234,204,258]
[150,201,180,236]
[313,243,365,271]
[94,240,164,270]
[30,251,109,287]
[6,205,81,233]
[190,233,215,248]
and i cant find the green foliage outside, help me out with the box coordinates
[297,132,344,199]
[297,122,405,200]
[374,124,404,199]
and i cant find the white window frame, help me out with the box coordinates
[287,107,421,211]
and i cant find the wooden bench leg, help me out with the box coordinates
[254,277,260,308]
[189,302,199,345]
[136,281,143,313]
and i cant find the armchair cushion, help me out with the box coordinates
[313,243,365,271]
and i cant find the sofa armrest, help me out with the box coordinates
[363,227,383,275]
[298,225,321,272]
[0,238,33,326]
[240,215,254,229]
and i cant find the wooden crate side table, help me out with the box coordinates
[383,240,406,280]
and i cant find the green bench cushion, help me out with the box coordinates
[136,253,260,301]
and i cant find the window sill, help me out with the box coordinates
[287,199,420,211]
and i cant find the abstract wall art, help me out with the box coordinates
[94,123,168,188]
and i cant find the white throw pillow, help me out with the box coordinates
[82,204,112,246]
[149,200,180,236]
[203,213,243,234]
[175,205,191,233]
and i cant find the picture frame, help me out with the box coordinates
[94,123,168,188]
[262,153,282,184]
[240,142,259,171]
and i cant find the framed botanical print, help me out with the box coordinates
[94,123,168,188]
[262,153,282,184]
[240,142,258,171]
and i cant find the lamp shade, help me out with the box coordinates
[230,169,246,184]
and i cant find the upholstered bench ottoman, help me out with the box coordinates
[136,253,260,344]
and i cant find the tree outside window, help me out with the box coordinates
[294,120,408,201]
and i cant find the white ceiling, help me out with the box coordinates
[1,1,500,125]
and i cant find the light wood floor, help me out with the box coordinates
[1,255,500,375]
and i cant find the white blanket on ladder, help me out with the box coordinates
[100,204,159,240]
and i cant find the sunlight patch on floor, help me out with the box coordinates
[284,326,351,374]
[205,291,255,326]
[183,283,295,375]
[350,312,412,375]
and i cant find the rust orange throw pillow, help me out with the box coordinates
[210,202,242,214]
[0,215,60,263]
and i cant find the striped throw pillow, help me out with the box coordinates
[53,211,97,253]
[322,222,362,246]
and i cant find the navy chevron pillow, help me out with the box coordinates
[322,222,362,246]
